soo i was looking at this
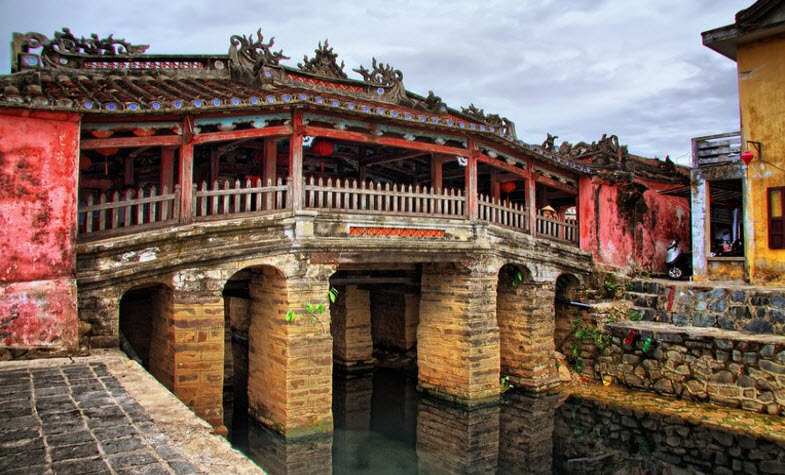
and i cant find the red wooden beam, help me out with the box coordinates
[191,125,292,145]
[534,173,578,195]
[476,153,530,179]
[80,135,182,150]
[304,126,468,156]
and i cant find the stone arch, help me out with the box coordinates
[554,273,582,355]
[496,263,535,387]
[118,282,175,390]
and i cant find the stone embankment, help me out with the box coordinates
[598,321,785,415]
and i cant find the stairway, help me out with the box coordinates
[623,280,661,322]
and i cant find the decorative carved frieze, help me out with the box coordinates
[353,58,406,103]
[298,40,347,79]
[15,28,149,69]
[461,103,517,139]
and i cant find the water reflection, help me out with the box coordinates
[235,369,785,474]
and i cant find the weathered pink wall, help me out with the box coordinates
[580,176,690,275]
[0,109,80,353]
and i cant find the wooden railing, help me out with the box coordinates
[303,177,465,218]
[535,211,578,243]
[193,178,289,220]
[79,185,180,234]
[77,179,580,247]
[478,194,528,232]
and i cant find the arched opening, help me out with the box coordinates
[222,269,253,441]
[496,263,534,387]
[553,273,582,360]
[118,283,174,389]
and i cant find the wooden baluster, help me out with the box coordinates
[133,188,143,225]
[161,185,169,221]
[110,191,120,229]
[243,179,251,212]
[208,181,216,216]
[274,177,281,209]
[85,195,94,233]
[149,187,157,223]
[124,190,132,227]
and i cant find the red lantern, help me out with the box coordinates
[500,181,516,193]
[741,151,755,166]
[312,139,334,157]
[95,148,119,157]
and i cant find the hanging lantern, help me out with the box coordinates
[500,181,516,193]
[741,151,755,166]
[79,156,92,171]
[95,148,119,157]
[311,139,334,157]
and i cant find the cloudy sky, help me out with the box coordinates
[1,0,750,164]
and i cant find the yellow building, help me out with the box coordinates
[703,0,785,284]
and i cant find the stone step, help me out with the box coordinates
[632,306,658,322]
[628,280,662,295]
[623,291,659,309]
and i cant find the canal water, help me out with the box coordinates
[228,368,785,474]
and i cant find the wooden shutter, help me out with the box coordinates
[770,187,785,249]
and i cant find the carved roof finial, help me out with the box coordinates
[298,39,347,79]
[353,58,403,86]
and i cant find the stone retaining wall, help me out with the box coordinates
[597,321,785,415]
[627,281,785,335]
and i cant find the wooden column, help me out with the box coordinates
[160,148,174,190]
[466,139,478,220]
[124,157,134,186]
[289,109,304,210]
[431,154,443,191]
[490,168,500,200]
[527,178,536,235]
[179,115,194,223]
[263,138,277,184]
[209,148,219,185]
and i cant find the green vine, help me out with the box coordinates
[629,309,642,322]
[567,316,611,372]
[285,287,339,331]
[500,375,514,394]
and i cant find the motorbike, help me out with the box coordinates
[666,239,692,280]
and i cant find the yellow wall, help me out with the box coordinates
[737,34,785,284]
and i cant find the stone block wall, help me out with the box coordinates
[498,393,556,475]
[629,281,785,335]
[148,286,175,391]
[248,266,334,437]
[597,321,785,415]
[418,262,500,405]
[370,290,419,352]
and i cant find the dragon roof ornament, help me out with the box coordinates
[353,58,407,103]
[461,103,517,139]
[229,28,290,84]
[14,28,149,69]
[298,40,347,79]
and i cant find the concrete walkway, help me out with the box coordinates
[0,350,263,475]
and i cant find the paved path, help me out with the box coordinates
[0,351,263,475]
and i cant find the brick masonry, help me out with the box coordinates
[370,289,419,352]
[597,321,785,415]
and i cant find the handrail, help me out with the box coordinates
[78,185,180,234]
[478,194,528,232]
[303,177,465,218]
[193,178,289,220]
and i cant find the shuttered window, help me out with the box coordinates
[770,187,785,249]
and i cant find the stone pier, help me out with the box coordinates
[247,265,334,437]
[417,262,500,405]
[330,285,374,373]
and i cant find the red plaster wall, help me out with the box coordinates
[0,109,80,352]
[580,176,690,275]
